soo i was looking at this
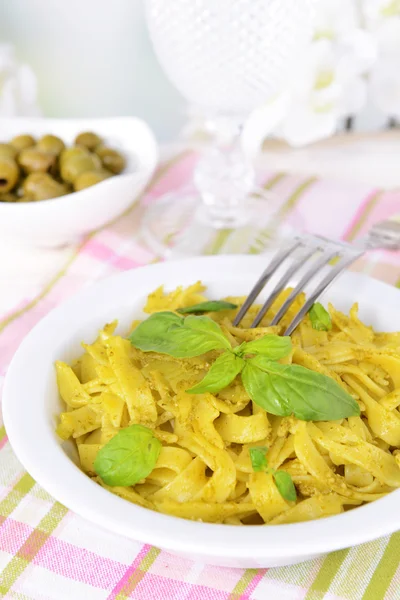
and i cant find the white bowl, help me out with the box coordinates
[3,255,400,568]
[0,117,158,247]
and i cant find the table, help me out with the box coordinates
[0,139,400,600]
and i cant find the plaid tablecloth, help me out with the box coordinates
[0,151,399,600]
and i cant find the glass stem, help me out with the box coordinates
[193,119,256,229]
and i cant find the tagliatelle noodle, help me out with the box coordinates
[55,282,400,524]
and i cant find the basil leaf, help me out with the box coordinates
[94,424,161,487]
[129,311,230,357]
[239,335,292,360]
[309,302,332,331]
[128,311,183,353]
[243,356,360,421]
[187,351,245,394]
[273,470,297,502]
[178,300,237,314]
[242,361,292,417]
[184,315,232,351]
[249,446,268,472]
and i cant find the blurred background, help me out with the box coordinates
[0,0,186,141]
[1,0,400,146]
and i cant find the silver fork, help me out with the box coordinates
[233,219,400,336]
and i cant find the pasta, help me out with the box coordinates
[56,282,400,525]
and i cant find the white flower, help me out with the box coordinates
[362,0,400,29]
[0,44,40,117]
[313,0,361,40]
[367,17,400,116]
[275,33,376,147]
[240,0,378,149]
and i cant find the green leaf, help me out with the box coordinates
[184,315,232,351]
[129,311,231,357]
[273,470,297,502]
[187,351,245,394]
[242,355,360,421]
[309,302,332,331]
[93,424,161,487]
[239,335,292,360]
[177,300,237,314]
[249,446,268,472]
[242,361,292,417]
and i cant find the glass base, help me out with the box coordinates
[141,188,289,258]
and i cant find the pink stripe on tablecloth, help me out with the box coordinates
[342,188,380,240]
[144,152,198,204]
[81,239,142,271]
[33,535,128,589]
[0,519,33,555]
[131,572,231,600]
[0,435,8,451]
[107,544,152,600]
[240,569,268,599]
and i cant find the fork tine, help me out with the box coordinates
[269,247,342,329]
[283,249,364,336]
[233,239,302,326]
[250,245,320,328]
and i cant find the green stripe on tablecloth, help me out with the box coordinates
[305,548,349,599]
[228,568,260,600]
[115,547,161,600]
[395,277,400,288]
[203,173,287,255]
[249,176,317,254]
[0,502,68,595]
[205,228,234,255]
[0,425,6,442]
[0,241,87,336]
[345,190,383,242]
[264,172,286,190]
[362,532,400,600]
[0,474,35,520]
[277,177,317,220]
[332,537,388,598]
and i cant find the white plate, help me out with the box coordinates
[3,255,400,568]
[0,117,158,247]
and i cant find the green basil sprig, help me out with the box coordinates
[237,335,292,360]
[249,447,297,502]
[129,311,231,357]
[242,355,359,421]
[188,352,245,394]
[309,302,332,331]
[128,311,360,422]
[94,424,161,486]
[178,300,237,314]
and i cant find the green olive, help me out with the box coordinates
[60,153,101,184]
[10,134,36,152]
[0,192,18,202]
[75,131,103,151]
[18,147,57,174]
[59,146,90,168]
[0,158,19,193]
[23,172,69,201]
[74,170,112,191]
[95,145,125,174]
[0,143,18,160]
[37,134,65,156]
